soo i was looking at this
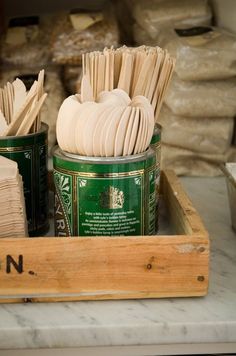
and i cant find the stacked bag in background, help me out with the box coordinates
[0,13,66,155]
[159,25,236,176]
[126,0,236,176]
[127,0,212,46]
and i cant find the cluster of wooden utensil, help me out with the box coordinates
[0,70,47,136]
[57,85,155,157]
[0,156,28,237]
[82,45,175,120]
[57,45,175,157]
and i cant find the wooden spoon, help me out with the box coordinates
[114,106,132,157]
[99,106,119,157]
[127,107,139,155]
[104,106,126,157]
[123,107,136,156]
[92,105,113,156]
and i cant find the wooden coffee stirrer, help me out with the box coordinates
[114,49,123,88]
[7,82,14,124]
[3,86,9,125]
[31,69,44,133]
[130,49,146,97]
[89,53,95,99]
[97,53,105,95]
[133,52,155,97]
[144,51,157,99]
[151,51,170,116]
[148,48,164,106]
[93,52,98,99]
[16,93,47,136]
[109,49,114,91]
[155,58,175,120]
[81,74,94,102]
[104,50,110,91]
[0,89,3,112]
[118,52,133,95]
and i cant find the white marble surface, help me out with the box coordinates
[0,177,236,351]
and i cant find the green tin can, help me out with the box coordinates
[150,123,162,169]
[0,124,49,236]
[53,147,158,237]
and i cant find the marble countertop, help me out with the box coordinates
[0,177,236,351]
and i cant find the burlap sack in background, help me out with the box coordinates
[159,105,234,154]
[0,14,54,68]
[165,75,236,118]
[158,26,236,80]
[62,65,82,94]
[131,0,211,40]
[51,5,119,65]
[0,66,66,155]
[133,24,157,46]
[161,144,236,176]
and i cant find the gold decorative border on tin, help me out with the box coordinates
[55,166,145,178]
[0,145,34,152]
[144,164,159,174]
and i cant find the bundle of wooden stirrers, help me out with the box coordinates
[0,70,47,136]
[82,45,175,120]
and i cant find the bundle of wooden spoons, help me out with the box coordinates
[57,84,155,157]
[82,46,175,121]
[0,70,47,136]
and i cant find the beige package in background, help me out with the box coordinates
[158,26,236,80]
[165,75,236,118]
[159,105,234,154]
[51,5,119,65]
[161,144,236,176]
[131,0,211,39]
[0,67,65,155]
[0,14,54,68]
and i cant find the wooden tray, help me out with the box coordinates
[0,170,209,303]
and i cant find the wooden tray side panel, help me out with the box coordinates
[0,170,209,302]
[162,170,209,238]
[0,235,209,301]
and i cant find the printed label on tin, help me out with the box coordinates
[77,176,144,236]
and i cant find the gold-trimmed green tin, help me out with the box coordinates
[53,147,158,237]
[0,123,49,236]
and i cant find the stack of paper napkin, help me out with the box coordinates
[0,156,28,237]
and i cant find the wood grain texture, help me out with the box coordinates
[0,170,209,302]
